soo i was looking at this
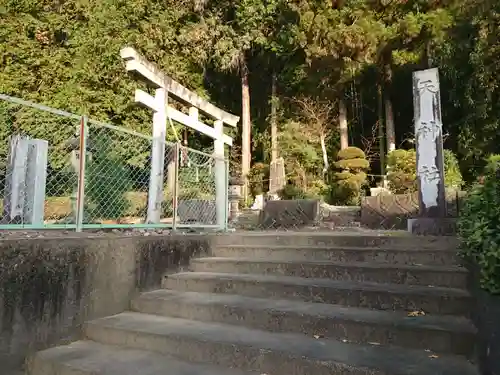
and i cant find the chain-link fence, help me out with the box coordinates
[0,94,229,231]
[228,199,363,232]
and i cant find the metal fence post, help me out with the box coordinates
[172,142,180,232]
[75,115,88,232]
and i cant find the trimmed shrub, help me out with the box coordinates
[331,146,369,205]
[458,154,500,294]
[336,147,366,160]
[334,158,370,171]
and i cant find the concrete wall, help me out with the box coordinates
[467,263,500,375]
[0,234,211,374]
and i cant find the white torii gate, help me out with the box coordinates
[120,47,238,228]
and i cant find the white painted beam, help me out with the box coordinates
[134,90,159,112]
[133,90,232,145]
[125,60,163,89]
[121,47,239,127]
[167,106,233,146]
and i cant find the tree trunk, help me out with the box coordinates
[270,71,278,163]
[338,97,348,150]
[320,132,328,174]
[383,58,396,153]
[241,60,251,199]
[385,96,395,152]
[377,82,386,181]
[423,29,433,69]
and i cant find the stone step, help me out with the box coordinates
[131,289,477,357]
[28,340,255,375]
[213,232,459,250]
[213,244,461,266]
[85,312,479,375]
[163,272,471,315]
[191,257,468,288]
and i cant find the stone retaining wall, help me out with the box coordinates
[0,234,210,373]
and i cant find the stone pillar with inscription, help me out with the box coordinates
[408,68,455,235]
[269,157,285,198]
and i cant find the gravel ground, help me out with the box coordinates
[0,228,207,240]
[0,225,408,240]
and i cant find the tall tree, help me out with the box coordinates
[0,0,206,167]
[178,0,285,197]
[369,0,456,153]
[436,0,500,178]
[286,0,383,150]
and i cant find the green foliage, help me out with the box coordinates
[178,166,215,199]
[85,157,132,221]
[387,149,418,194]
[458,155,500,294]
[178,186,212,201]
[334,158,370,171]
[1,0,498,206]
[278,184,308,200]
[434,1,500,179]
[0,0,204,170]
[443,149,464,190]
[387,149,463,194]
[247,162,268,196]
[485,154,500,174]
[263,119,326,193]
[331,147,369,205]
[337,147,366,161]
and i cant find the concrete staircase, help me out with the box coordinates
[29,232,479,375]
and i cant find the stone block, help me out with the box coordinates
[258,199,320,229]
[361,191,466,230]
[407,218,457,236]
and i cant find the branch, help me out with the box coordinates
[291,96,336,135]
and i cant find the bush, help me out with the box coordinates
[247,162,268,196]
[337,147,366,160]
[387,149,417,194]
[444,150,464,190]
[458,155,500,294]
[85,158,132,220]
[485,154,500,173]
[278,184,308,200]
[331,146,369,205]
[334,158,370,170]
[386,149,463,194]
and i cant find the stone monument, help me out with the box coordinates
[2,135,48,225]
[408,68,455,235]
[268,157,285,199]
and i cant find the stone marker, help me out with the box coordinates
[2,135,48,225]
[409,68,449,234]
[413,68,446,217]
[269,157,286,196]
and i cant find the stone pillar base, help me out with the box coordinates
[407,218,457,236]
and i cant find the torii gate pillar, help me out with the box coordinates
[120,47,238,229]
